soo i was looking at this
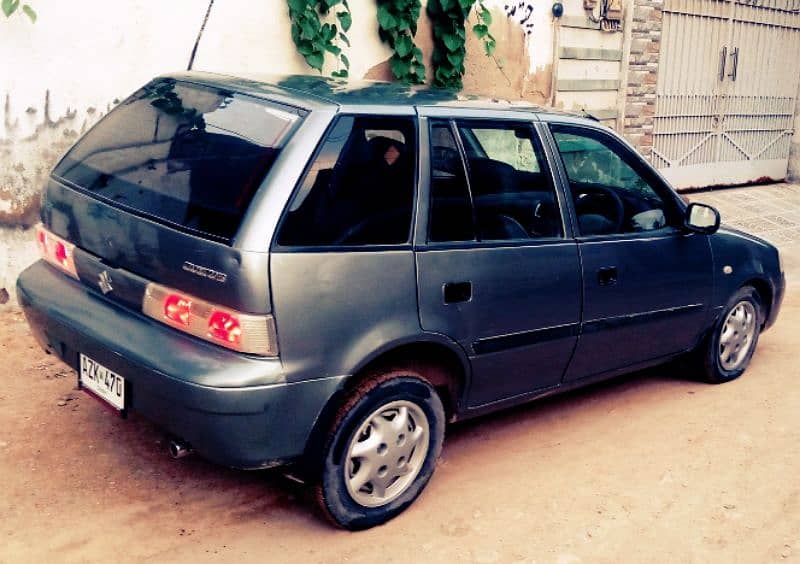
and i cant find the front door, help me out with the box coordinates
[546,123,714,382]
[416,115,581,408]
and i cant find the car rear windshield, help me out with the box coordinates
[52,78,305,242]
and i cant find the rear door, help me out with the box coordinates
[544,122,714,381]
[415,111,581,408]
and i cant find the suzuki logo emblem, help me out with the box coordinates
[98,271,113,294]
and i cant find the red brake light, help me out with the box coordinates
[164,294,192,326]
[143,283,277,355]
[35,226,78,279]
[54,242,69,267]
[208,311,242,345]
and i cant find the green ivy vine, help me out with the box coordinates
[286,0,496,90]
[376,0,426,84]
[287,0,352,77]
[427,0,496,89]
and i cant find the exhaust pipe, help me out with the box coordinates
[167,438,193,459]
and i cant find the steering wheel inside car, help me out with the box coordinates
[572,184,625,235]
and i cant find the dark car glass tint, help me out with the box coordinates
[550,125,678,236]
[278,116,416,247]
[52,79,304,242]
[428,119,563,242]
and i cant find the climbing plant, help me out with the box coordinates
[376,0,426,84]
[427,0,496,89]
[286,0,496,90]
[287,0,352,77]
[1,0,36,22]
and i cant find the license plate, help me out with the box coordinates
[79,354,125,411]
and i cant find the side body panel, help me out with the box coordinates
[565,232,713,380]
[269,250,423,384]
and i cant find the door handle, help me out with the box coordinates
[728,47,739,81]
[719,46,727,81]
[443,281,472,304]
[597,266,618,286]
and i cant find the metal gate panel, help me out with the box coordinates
[653,0,800,188]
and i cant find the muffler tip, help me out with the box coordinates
[167,439,193,459]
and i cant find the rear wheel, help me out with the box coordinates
[314,371,445,530]
[693,286,763,384]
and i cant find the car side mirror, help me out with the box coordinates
[685,202,720,234]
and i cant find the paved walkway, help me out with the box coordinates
[688,182,800,248]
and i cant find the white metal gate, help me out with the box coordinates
[653,0,800,188]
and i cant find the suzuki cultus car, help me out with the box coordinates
[18,73,784,530]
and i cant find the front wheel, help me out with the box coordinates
[314,371,445,530]
[693,286,763,384]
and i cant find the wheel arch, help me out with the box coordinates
[742,277,773,327]
[298,335,471,477]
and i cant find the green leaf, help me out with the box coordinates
[439,0,454,11]
[336,10,352,32]
[395,34,413,58]
[321,22,337,41]
[300,19,318,40]
[484,38,496,56]
[287,0,307,12]
[340,53,350,68]
[325,43,341,55]
[305,51,325,70]
[472,23,488,38]
[331,69,349,78]
[338,32,351,47]
[446,51,464,67]
[377,4,397,30]
[2,0,20,17]
[480,6,492,25]
[390,55,411,79]
[297,41,315,55]
[442,32,461,52]
[21,3,34,21]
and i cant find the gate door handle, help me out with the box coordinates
[728,47,739,81]
[443,281,472,304]
[719,46,727,81]
[597,266,618,286]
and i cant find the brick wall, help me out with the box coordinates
[622,0,663,160]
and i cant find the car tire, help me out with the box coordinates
[314,370,445,530]
[693,286,763,384]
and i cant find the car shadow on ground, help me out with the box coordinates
[97,359,699,531]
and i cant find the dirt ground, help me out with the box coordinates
[1,223,799,563]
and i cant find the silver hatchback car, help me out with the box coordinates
[17,73,784,529]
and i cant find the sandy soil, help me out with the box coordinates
[1,254,798,564]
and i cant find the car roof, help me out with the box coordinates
[163,71,592,121]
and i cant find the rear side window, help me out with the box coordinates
[53,79,304,242]
[428,119,563,243]
[278,116,416,247]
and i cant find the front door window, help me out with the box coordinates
[550,125,680,236]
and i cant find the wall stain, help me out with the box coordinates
[1,90,105,228]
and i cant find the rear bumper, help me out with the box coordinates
[17,261,345,469]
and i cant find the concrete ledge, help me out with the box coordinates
[557,79,621,92]
[559,47,623,61]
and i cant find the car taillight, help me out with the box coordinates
[142,283,278,356]
[164,294,192,327]
[207,311,242,345]
[35,225,78,279]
